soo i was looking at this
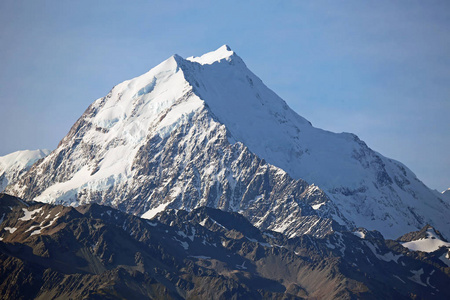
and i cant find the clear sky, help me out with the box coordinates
[0,0,449,192]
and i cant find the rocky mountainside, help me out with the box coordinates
[1,193,449,299]
[0,149,50,192]
[5,46,450,240]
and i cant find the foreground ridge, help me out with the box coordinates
[1,194,449,299]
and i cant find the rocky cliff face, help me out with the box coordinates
[1,193,449,299]
[6,46,450,240]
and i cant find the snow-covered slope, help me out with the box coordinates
[6,45,450,240]
[398,225,450,254]
[0,149,50,192]
[401,227,450,253]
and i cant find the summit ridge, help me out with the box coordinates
[186,44,236,65]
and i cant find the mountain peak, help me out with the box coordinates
[171,53,184,63]
[7,46,450,241]
[186,44,237,65]
[222,44,232,51]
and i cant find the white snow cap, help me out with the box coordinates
[187,45,236,65]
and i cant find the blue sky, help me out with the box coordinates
[1,0,449,191]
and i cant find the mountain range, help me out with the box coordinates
[1,45,449,298]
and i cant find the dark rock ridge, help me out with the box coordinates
[1,193,449,299]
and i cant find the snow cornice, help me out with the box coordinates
[186,44,242,65]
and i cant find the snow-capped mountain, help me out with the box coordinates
[6,45,450,240]
[0,149,50,192]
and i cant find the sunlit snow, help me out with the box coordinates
[19,207,43,221]
[401,228,450,253]
[352,230,365,239]
[141,201,172,220]
[312,202,326,210]
[3,227,17,233]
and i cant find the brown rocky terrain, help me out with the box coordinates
[1,193,449,299]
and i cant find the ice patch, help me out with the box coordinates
[30,229,41,236]
[146,221,158,227]
[408,268,427,287]
[19,207,43,221]
[263,232,275,238]
[352,230,365,239]
[177,227,195,242]
[25,225,40,233]
[173,236,189,250]
[236,261,247,270]
[199,217,208,227]
[393,275,406,284]
[426,273,436,289]
[189,227,195,241]
[325,239,336,249]
[210,218,227,230]
[141,201,172,220]
[4,227,17,233]
[27,213,61,237]
[312,202,326,210]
